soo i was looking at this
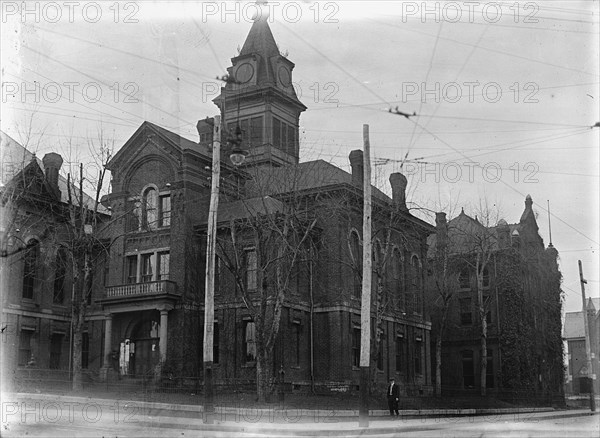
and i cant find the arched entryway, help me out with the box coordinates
[129,316,161,377]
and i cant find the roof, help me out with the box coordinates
[0,130,110,215]
[217,196,284,223]
[246,159,391,202]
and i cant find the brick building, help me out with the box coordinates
[93,16,435,394]
[0,131,108,387]
[428,197,564,402]
[564,297,599,395]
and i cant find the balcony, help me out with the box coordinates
[101,280,180,305]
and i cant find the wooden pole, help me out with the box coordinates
[578,260,596,411]
[203,115,221,423]
[359,124,372,427]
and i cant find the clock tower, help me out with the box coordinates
[213,11,306,167]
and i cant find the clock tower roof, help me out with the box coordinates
[239,14,280,60]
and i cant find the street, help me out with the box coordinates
[2,401,598,438]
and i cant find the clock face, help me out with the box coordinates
[236,63,254,83]
[278,66,291,87]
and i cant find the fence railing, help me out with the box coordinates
[104,280,179,299]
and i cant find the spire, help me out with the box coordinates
[520,194,534,223]
[239,9,279,59]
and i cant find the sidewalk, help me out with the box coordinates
[6,391,598,436]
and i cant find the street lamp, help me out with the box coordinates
[203,115,246,424]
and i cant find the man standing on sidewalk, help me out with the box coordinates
[387,377,400,417]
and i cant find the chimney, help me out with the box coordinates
[389,172,408,211]
[435,212,447,250]
[42,153,63,195]
[497,219,510,248]
[349,150,363,187]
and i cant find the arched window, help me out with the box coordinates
[53,247,68,304]
[349,230,362,298]
[22,239,39,299]
[408,255,421,314]
[392,248,404,310]
[143,187,158,230]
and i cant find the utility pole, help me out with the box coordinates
[578,260,596,412]
[203,115,221,424]
[359,124,372,428]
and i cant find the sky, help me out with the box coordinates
[1,1,598,314]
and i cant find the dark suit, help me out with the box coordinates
[387,381,400,416]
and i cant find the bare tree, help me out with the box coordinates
[214,165,319,402]
[449,202,501,396]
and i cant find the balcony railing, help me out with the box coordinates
[104,280,179,299]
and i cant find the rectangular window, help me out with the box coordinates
[245,249,257,290]
[82,332,89,369]
[159,195,171,227]
[213,322,219,365]
[292,322,301,367]
[460,298,472,325]
[250,116,262,146]
[395,335,404,372]
[415,338,422,375]
[352,327,360,368]
[158,252,170,281]
[126,256,137,284]
[18,330,33,366]
[288,125,296,156]
[86,270,94,305]
[273,117,281,148]
[141,253,153,282]
[462,350,475,388]
[49,333,63,369]
[486,351,494,388]
[244,320,256,363]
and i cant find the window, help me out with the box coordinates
[86,270,94,305]
[126,256,137,284]
[376,329,384,371]
[271,116,295,154]
[407,256,421,314]
[22,239,39,299]
[49,333,63,369]
[395,335,404,372]
[292,321,301,367]
[250,116,263,146]
[143,187,158,230]
[158,252,170,280]
[460,298,472,325]
[415,336,422,375]
[213,322,219,365]
[392,249,403,306]
[82,332,89,369]
[352,327,360,367]
[459,269,470,289]
[53,247,67,304]
[141,253,153,282]
[486,351,494,388]
[244,320,256,363]
[350,230,362,298]
[18,329,33,366]
[482,267,490,288]
[159,195,171,227]
[461,350,475,388]
[245,249,257,290]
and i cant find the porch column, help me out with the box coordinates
[103,313,113,368]
[159,309,168,363]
